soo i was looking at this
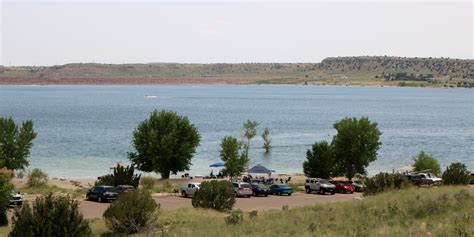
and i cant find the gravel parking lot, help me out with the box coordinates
[79,192,363,219]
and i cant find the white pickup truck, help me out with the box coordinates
[180,182,200,197]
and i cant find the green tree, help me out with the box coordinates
[261,128,271,153]
[220,136,249,179]
[128,110,200,179]
[0,176,13,226]
[332,117,382,180]
[192,180,235,211]
[9,194,91,237]
[442,163,470,185]
[412,151,441,176]
[303,141,334,179]
[242,120,259,156]
[0,117,37,170]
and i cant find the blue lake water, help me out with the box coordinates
[0,85,472,179]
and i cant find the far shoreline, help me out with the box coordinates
[0,80,470,89]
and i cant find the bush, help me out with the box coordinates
[248,210,258,219]
[0,168,14,180]
[364,173,411,195]
[224,210,243,225]
[103,189,160,234]
[192,180,235,211]
[0,176,12,226]
[9,194,91,237]
[442,163,470,185]
[95,164,141,187]
[140,176,156,189]
[27,168,48,188]
[413,151,441,176]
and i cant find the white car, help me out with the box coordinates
[232,182,252,197]
[180,182,200,197]
[9,190,23,206]
[418,172,442,186]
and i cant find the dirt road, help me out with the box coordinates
[79,192,362,219]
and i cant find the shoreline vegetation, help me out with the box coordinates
[1,56,472,88]
[2,183,473,236]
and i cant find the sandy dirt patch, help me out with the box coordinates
[79,192,362,219]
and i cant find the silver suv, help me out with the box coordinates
[232,182,252,197]
[305,178,336,195]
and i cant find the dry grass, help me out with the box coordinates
[87,185,473,236]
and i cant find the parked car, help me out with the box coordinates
[331,181,354,194]
[180,182,200,197]
[351,181,365,192]
[9,190,22,206]
[251,183,271,197]
[86,186,118,202]
[269,184,293,196]
[305,178,336,195]
[405,171,442,186]
[116,185,136,194]
[232,182,253,197]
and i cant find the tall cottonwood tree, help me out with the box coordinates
[0,117,37,170]
[332,117,381,180]
[220,136,249,179]
[242,120,259,156]
[128,110,200,179]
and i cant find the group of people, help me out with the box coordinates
[242,174,292,184]
[208,170,224,179]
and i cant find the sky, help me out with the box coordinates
[1,0,472,66]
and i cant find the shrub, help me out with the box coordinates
[95,164,141,187]
[9,194,91,237]
[364,172,411,195]
[224,210,243,225]
[103,189,160,234]
[248,210,258,219]
[0,168,14,180]
[27,168,48,188]
[442,163,470,185]
[413,151,441,176]
[0,176,12,226]
[192,180,235,211]
[140,176,156,189]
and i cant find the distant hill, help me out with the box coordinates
[1,56,472,87]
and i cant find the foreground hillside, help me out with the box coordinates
[88,186,472,236]
[1,56,472,87]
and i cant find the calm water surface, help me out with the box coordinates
[0,85,472,179]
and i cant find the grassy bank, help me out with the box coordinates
[86,186,473,236]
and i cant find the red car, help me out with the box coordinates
[331,181,354,194]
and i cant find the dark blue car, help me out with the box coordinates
[86,186,118,203]
[269,184,293,196]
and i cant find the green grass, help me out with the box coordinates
[88,185,474,236]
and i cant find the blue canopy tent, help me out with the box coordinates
[246,164,276,184]
[208,162,225,179]
[247,164,275,174]
[209,162,225,167]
